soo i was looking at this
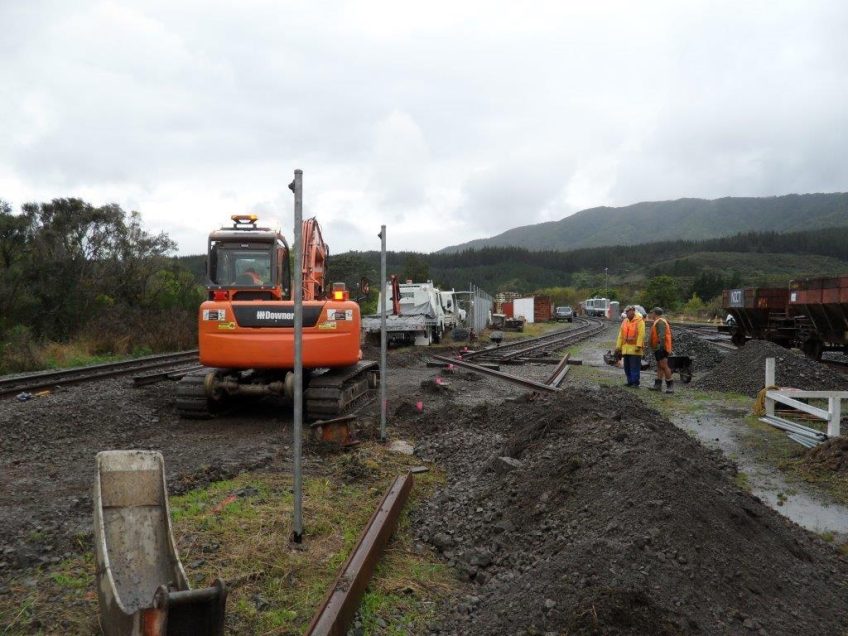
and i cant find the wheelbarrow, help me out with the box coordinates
[667,355,693,383]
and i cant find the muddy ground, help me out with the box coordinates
[2,326,848,635]
[0,341,548,574]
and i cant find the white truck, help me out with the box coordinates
[438,289,467,331]
[362,280,450,346]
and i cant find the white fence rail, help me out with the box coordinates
[760,357,847,447]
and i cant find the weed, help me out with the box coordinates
[50,570,90,590]
[734,472,752,493]
[0,591,37,632]
[820,530,835,543]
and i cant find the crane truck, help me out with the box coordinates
[362,278,451,346]
[176,214,377,419]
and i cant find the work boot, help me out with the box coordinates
[665,380,674,394]
[649,379,663,391]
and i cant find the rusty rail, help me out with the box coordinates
[462,317,605,362]
[306,473,413,636]
[544,353,571,387]
[431,355,561,393]
[133,365,204,386]
[1,350,200,398]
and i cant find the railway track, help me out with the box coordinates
[671,322,737,351]
[466,317,607,362]
[673,322,848,375]
[0,350,200,399]
[820,357,848,375]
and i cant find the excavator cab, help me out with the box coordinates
[206,215,291,301]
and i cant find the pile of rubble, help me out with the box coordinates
[403,387,848,635]
[643,329,725,373]
[694,340,848,397]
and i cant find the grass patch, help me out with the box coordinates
[734,472,752,493]
[0,443,457,635]
[784,458,848,506]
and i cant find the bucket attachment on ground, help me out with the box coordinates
[93,450,227,635]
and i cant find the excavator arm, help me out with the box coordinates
[301,217,328,301]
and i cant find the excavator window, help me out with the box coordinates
[209,242,273,287]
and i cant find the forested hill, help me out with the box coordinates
[177,225,848,296]
[439,193,848,253]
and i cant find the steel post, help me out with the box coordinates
[291,169,304,542]
[379,225,387,441]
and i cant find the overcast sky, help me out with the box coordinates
[1,0,846,256]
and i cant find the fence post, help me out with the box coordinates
[765,358,775,417]
[828,397,841,438]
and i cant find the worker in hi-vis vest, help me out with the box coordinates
[649,307,674,393]
[615,305,645,387]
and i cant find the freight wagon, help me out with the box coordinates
[720,274,848,359]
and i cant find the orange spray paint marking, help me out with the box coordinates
[211,494,238,514]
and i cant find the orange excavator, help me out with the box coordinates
[176,214,377,418]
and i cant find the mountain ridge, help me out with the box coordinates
[440,193,848,253]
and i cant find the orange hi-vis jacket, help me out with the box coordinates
[616,313,645,355]
[650,317,672,351]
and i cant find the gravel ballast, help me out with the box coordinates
[694,339,848,397]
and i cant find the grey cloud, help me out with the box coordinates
[2,1,848,254]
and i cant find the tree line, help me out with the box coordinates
[323,226,848,305]
[0,198,202,372]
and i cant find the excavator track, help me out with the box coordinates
[176,369,218,419]
[305,361,379,418]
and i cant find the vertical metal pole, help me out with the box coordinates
[292,169,304,543]
[469,284,474,333]
[379,225,387,442]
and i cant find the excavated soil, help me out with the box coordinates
[400,388,848,635]
[800,436,848,475]
[695,339,848,397]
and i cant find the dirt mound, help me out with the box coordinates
[800,436,848,474]
[694,339,848,397]
[405,387,848,635]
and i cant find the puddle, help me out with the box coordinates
[676,408,848,541]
